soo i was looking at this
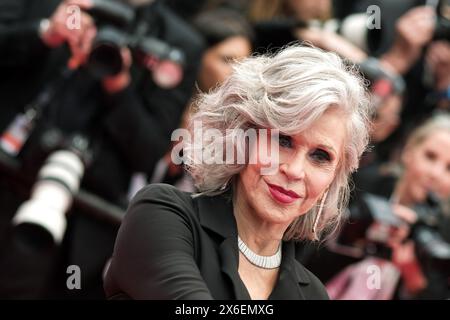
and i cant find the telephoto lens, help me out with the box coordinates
[85,0,135,78]
[87,26,129,78]
[12,149,85,245]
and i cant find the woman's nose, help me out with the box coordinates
[279,153,306,181]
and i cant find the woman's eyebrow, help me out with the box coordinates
[290,134,339,157]
[317,144,337,157]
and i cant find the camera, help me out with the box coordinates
[85,0,185,88]
[433,0,450,41]
[85,0,135,78]
[357,57,406,109]
[337,193,407,260]
[337,192,450,275]
[12,128,90,245]
[410,193,450,274]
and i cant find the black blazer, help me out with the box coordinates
[104,184,330,300]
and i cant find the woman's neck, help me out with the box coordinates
[233,186,286,256]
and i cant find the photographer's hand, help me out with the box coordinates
[40,0,96,70]
[102,47,132,94]
[391,240,427,296]
[389,204,427,296]
[392,204,418,224]
[380,6,435,75]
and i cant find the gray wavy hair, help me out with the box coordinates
[184,44,372,241]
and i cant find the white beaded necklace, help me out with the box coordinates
[237,236,282,269]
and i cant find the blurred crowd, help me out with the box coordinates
[0,0,449,299]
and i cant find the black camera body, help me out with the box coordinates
[410,195,450,275]
[22,126,90,172]
[339,193,406,260]
[434,16,450,41]
[86,0,135,78]
[339,192,450,275]
[433,0,450,41]
[85,0,185,87]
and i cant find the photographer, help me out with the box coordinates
[148,7,254,191]
[366,114,450,299]
[0,0,204,298]
[364,0,450,140]
[311,114,450,299]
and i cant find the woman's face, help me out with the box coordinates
[237,108,346,227]
[402,130,450,203]
[198,36,252,92]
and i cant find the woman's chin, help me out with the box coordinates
[259,201,306,225]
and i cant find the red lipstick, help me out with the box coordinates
[267,183,301,204]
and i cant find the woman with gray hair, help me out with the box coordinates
[104,44,372,300]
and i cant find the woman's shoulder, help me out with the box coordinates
[131,183,195,207]
[134,183,190,197]
[125,183,198,225]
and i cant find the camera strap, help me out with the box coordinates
[0,67,75,157]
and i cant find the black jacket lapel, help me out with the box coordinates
[195,190,251,299]
[219,236,251,299]
[195,190,235,238]
[269,242,311,300]
[194,191,313,300]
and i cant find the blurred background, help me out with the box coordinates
[0,0,449,299]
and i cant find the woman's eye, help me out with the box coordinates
[311,149,331,163]
[278,135,293,148]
